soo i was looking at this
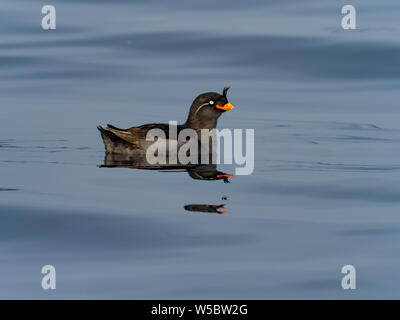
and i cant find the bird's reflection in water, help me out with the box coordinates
[100,152,232,215]
[184,204,228,214]
[100,152,233,183]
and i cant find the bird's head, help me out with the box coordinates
[186,87,235,130]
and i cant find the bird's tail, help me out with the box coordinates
[97,125,132,153]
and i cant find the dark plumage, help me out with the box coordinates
[97,88,235,154]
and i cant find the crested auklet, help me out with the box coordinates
[97,87,235,154]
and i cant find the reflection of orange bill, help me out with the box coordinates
[216,174,234,178]
[212,205,228,214]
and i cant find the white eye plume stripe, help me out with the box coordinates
[193,102,210,117]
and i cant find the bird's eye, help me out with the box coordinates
[209,100,214,105]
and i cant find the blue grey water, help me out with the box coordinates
[1,0,400,299]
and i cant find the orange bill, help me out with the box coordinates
[216,102,235,111]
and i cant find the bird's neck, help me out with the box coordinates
[184,117,218,132]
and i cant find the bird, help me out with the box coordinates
[97,87,235,154]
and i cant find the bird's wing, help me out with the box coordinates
[105,122,184,146]
[105,124,146,147]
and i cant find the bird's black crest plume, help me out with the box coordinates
[222,87,230,99]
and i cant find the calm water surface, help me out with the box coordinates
[1,0,400,298]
